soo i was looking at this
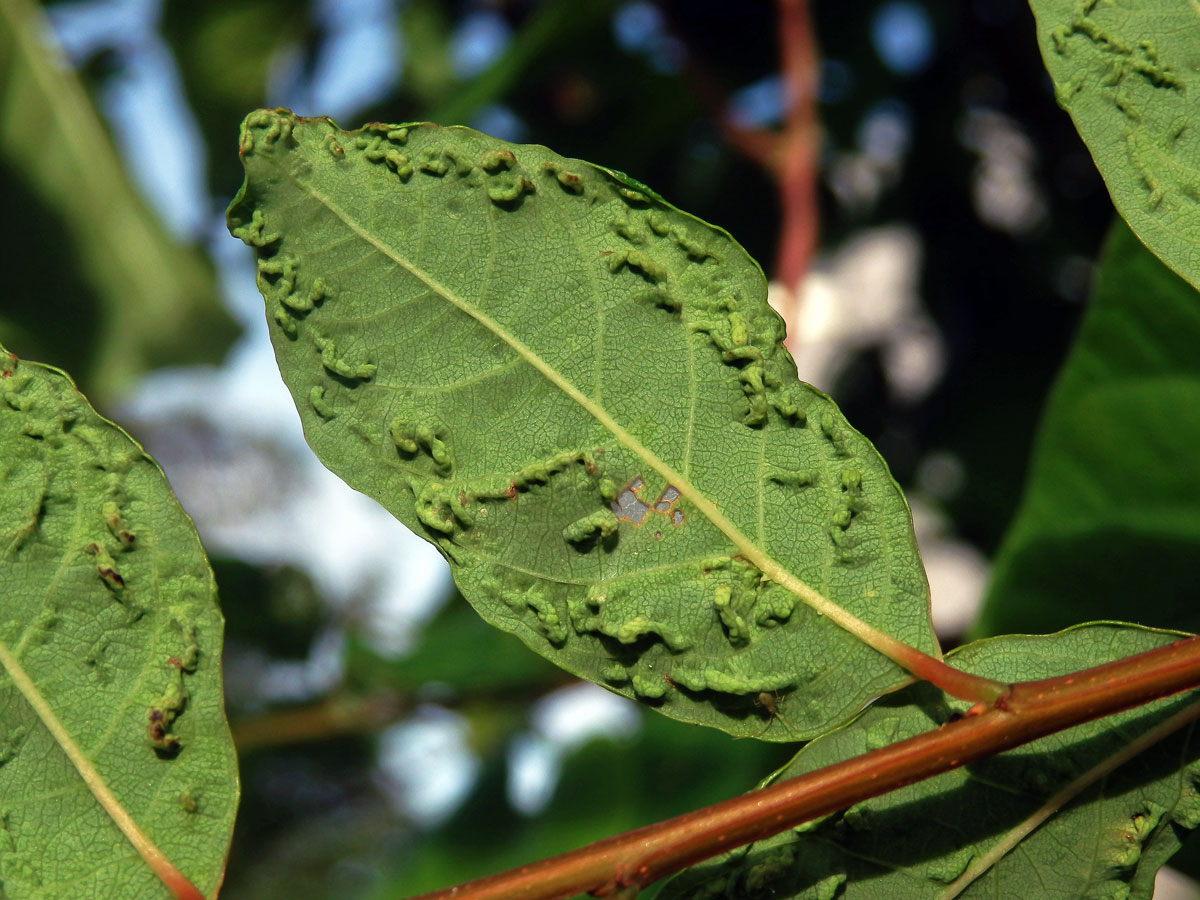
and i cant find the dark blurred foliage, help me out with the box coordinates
[214,559,328,660]
[1,0,239,407]
[8,0,1132,895]
[162,0,319,198]
[978,220,1200,640]
[0,158,105,383]
[804,0,1111,554]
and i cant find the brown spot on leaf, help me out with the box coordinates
[98,567,124,589]
[148,708,181,753]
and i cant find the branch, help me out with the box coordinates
[406,634,1200,900]
[669,0,820,289]
[231,691,409,754]
[773,0,820,289]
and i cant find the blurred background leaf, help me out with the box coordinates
[977,219,1200,637]
[161,0,316,200]
[0,0,237,405]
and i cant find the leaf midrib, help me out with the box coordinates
[269,154,928,670]
[0,638,203,899]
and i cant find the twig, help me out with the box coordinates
[406,634,1200,900]
[231,691,409,754]
[773,0,820,289]
[670,0,820,288]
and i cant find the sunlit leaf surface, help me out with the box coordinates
[1031,0,1200,291]
[0,345,238,898]
[228,110,941,740]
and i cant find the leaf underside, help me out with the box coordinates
[0,345,238,898]
[1031,0,1200,293]
[228,109,940,740]
[663,624,1200,900]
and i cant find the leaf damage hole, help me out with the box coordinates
[612,476,649,524]
[654,485,680,511]
[611,477,685,527]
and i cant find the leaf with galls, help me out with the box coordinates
[228,109,941,740]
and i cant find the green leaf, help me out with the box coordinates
[0,0,237,401]
[0,345,238,898]
[977,219,1200,636]
[227,110,941,740]
[1030,0,1200,291]
[661,623,1200,900]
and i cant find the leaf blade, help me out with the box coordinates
[1029,0,1200,291]
[0,345,238,898]
[229,111,946,739]
[0,642,204,900]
